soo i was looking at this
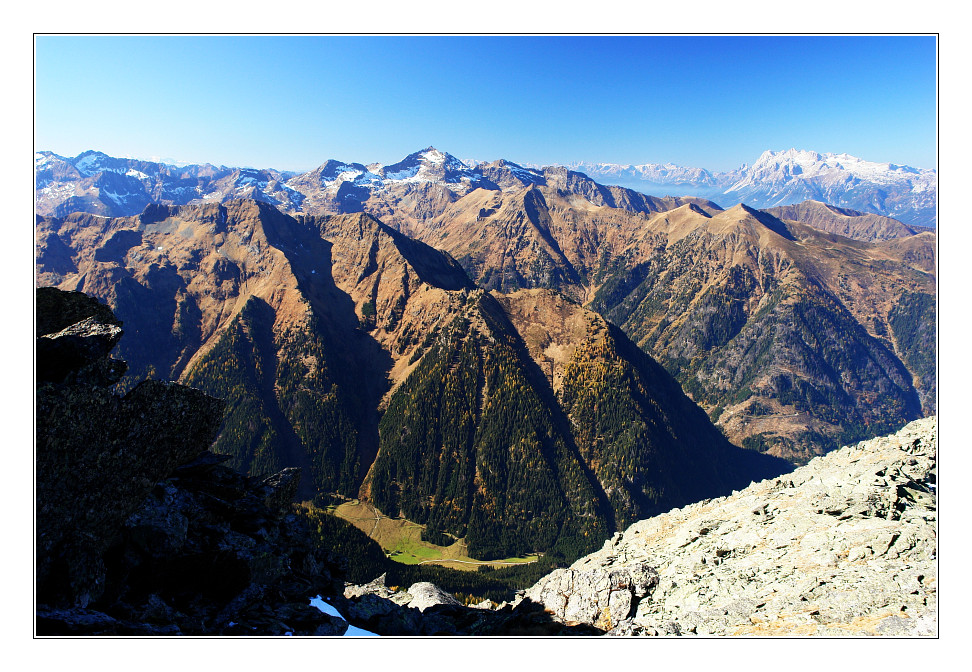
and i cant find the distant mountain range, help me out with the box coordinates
[565,149,937,229]
[36,146,937,228]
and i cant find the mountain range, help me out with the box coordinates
[34,145,936,560]
[566,149,937,229]
[35,198,795,560]
[36,146,936,228]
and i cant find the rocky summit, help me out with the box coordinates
[524,417,937,636]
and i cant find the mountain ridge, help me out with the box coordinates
[36,197,791,560]
[36,146,936,228]
[36,143,936,462]
[566,148,936,229]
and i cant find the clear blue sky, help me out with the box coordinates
[34,35,937,172]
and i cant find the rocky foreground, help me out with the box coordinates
[524,416,937,636]
[36,287,349,635]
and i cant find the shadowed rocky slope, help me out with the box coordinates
[36,287,349,635]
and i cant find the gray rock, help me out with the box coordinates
[524,561,657,630]
[405,582,462,612]
[524,417,937,636]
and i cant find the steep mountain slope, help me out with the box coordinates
[588,204,934,461]
[35,148,936,464]
[391,180,719,302]
[36,201,372,497]
[34,201,482,498]
[763,199,923,241]
[497,290,789,528]
[36,198,788,561]
[383,176,934,462]
[368,287,789,559]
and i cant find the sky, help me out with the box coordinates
[14,21,969,662]
[33,35,937,173]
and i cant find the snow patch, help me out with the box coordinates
[100,189,131,205]
[385,165,420,181]
[309,595,378,636]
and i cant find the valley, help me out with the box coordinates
[34,146,935,565]
[32,33,938,639]
[328,500,538,570]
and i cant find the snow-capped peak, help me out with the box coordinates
[73,150,115,176]
[420,147,447,164]
[378,148,476,184]
[727,148,934,191]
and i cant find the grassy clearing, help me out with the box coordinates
[331,500,538,571]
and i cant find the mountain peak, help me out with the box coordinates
[379,148,474,184]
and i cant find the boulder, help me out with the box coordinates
[405,582,462,612]
[523,562,657,630]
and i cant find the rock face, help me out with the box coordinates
[36,287,348,635]
[335,574,603,636]
[524,417,937,636]
[523,562,657,631]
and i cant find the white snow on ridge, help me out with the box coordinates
[309,595,377,636]
[38,183,80,199]
[36,152,61,168]
[336,169,363,183]
[420,148,447,164]
[736,149,935,188]
[100,189,131,205]
[74,153,114,176]
[508,164,544,183]
[385,165,421,181]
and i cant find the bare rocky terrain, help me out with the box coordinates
[524,417,937,636]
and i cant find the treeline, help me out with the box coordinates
[184,295,360,494]
[369,294,607,561]
[302,507,575,605]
